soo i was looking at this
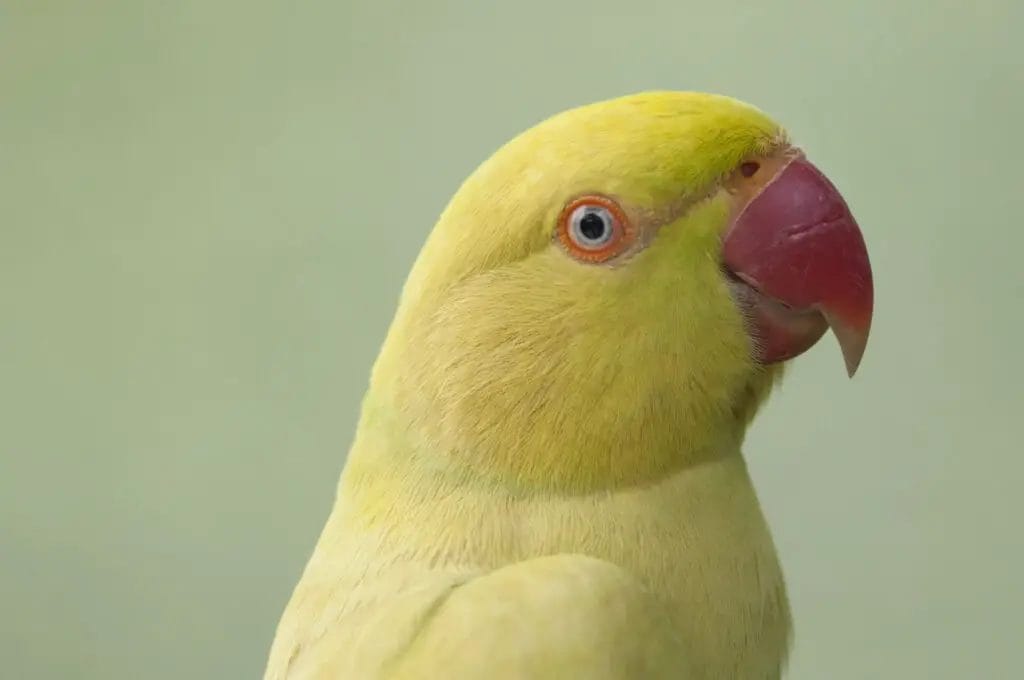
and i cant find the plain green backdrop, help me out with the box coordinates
[2,1,1021,678]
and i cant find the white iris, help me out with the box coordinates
[569,205,615,249]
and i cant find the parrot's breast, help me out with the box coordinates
[266,448,791,679]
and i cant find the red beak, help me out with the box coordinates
[722,154,873,376]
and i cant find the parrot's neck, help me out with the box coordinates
[296,392,790,677]
[334,388,763,538]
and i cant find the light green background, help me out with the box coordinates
[2,2,1021,678]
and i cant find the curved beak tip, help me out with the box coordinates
[827,313,871,378]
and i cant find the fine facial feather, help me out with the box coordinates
[373,91,787,491]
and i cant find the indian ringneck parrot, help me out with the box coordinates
[264,91,873,679]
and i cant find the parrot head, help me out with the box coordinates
[367,91,873,492]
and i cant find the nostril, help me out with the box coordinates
[740,161,760,178]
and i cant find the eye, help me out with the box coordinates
[571,205,614,247]
[739,161,760,178]
[557,195,633,263]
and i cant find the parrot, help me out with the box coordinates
[263,91,874,680]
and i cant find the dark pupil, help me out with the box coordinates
[579,212,607,240]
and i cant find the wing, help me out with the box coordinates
[283,554,691,680]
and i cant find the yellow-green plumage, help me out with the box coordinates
[265,92,795,679]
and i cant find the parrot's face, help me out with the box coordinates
[373,92,872,491]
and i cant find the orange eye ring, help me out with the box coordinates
[556,195,634,263]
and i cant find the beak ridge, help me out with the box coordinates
[723,155,873,376]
